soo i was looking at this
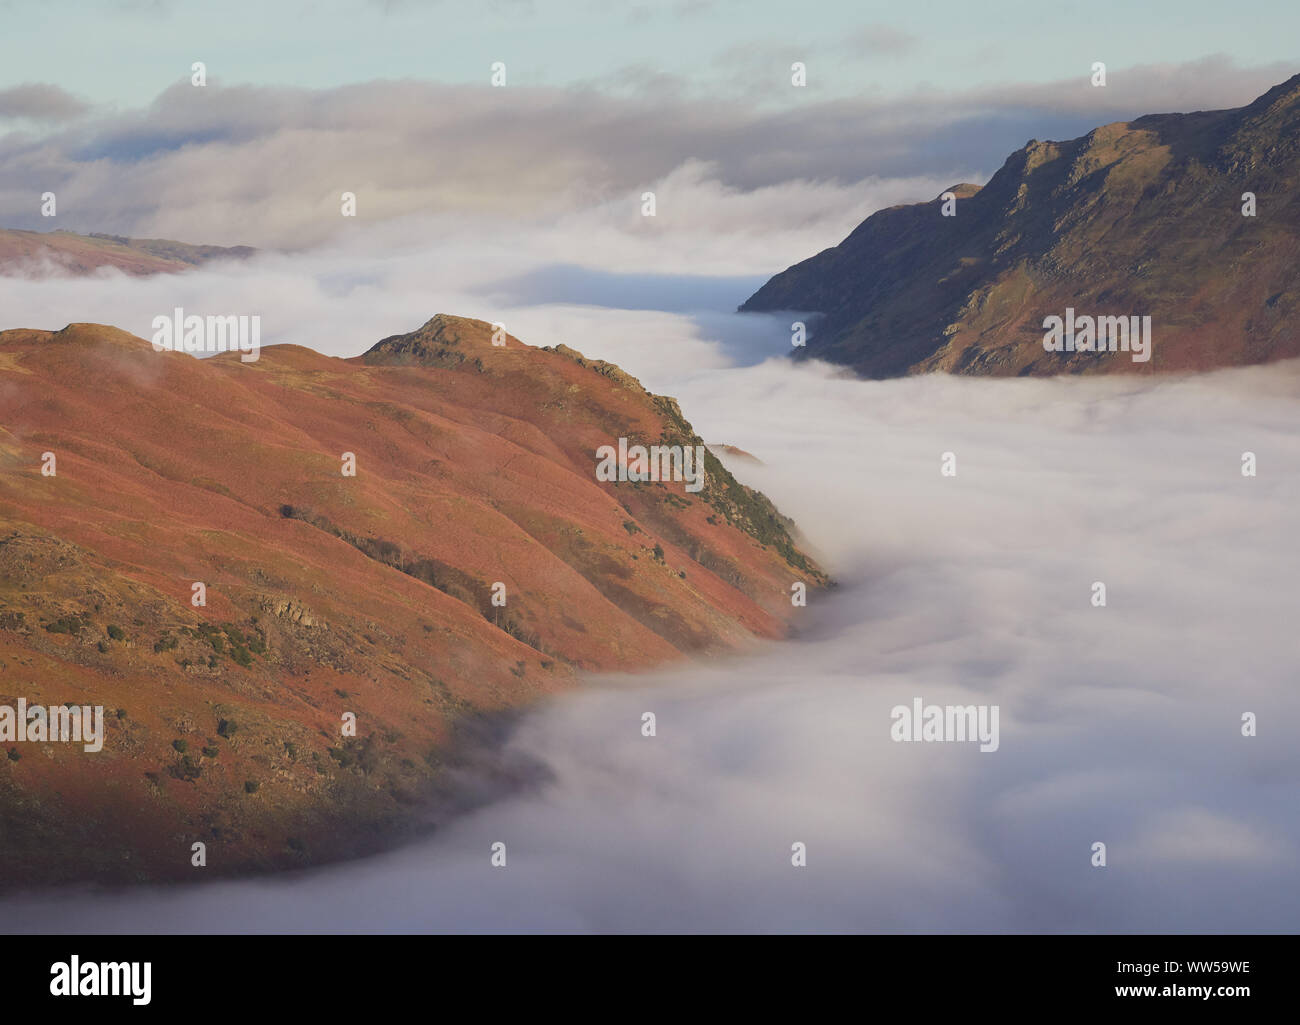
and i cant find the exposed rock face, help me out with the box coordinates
[742,74,1300,377]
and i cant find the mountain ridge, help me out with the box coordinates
[0,228,255,276]
[741,74,1300,377]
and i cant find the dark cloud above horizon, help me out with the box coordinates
[0,83,92,123]
[0,54,1292,248]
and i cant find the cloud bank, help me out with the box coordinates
[0,55,1290,247]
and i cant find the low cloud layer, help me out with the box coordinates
[0,162,954,357]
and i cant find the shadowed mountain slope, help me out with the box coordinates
[742,74,1300,377]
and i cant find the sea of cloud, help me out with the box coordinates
[2,202,1297,928]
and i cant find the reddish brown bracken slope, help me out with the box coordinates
[0,315,824,887]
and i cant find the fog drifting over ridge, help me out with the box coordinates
[3,317,1298,931]
[0,161,958,358]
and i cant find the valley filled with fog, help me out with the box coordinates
[3,216,1297,929]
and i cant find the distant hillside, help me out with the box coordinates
[0,228,255,276]
[0,315,823,887]
[742,74,1300,377]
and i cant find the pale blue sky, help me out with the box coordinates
[2,0,1295,110]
